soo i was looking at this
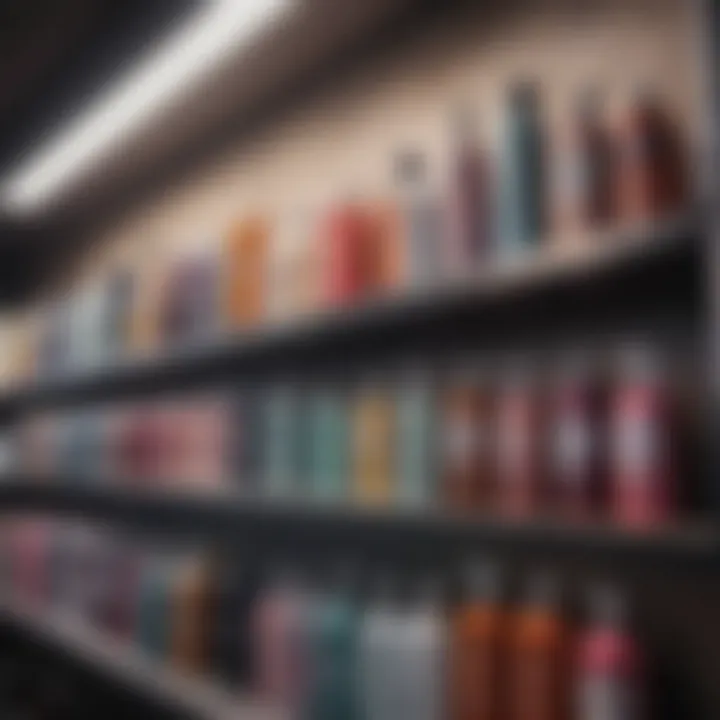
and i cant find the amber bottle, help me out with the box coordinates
[450,561,506,720]
[508,575,569,720]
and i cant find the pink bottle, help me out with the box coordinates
[253,568,307,715]
[610,347,676,528]
[576,586,645,720]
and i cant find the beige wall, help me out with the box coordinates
[27,0,713,295]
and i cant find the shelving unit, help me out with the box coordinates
[0,596,284,720]
[0,0,718,718]
[0,480,716,576]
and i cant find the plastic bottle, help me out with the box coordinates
[264,384,305,500]
[400,577,447,720]
[576,586,645,720]
[442,368,495,512]
[550,356,606,520]
[359,573,408,720]
[135,553,175,661]
[610,346,676,528]
[302,566,360,720]
[252,565,307,711]
[614,88,688,223]
[496,363,546,517]
[552,89,613,238]
[394,149,444,289]
[446,106,493,275]
[308,385,349,503]
[396,368,437,508]
[497,81,545,255]
[450,561,505,720]
[353,380,396,506]
[508,574,569,720]
[224,214,271,329]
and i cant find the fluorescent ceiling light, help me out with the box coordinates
[0,0,291,217]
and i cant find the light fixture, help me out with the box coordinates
[0,0,291,217]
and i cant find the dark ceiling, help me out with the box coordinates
[0,0,200,301]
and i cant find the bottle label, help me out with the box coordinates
[614,413,659,481]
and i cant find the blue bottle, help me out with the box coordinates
[497,81,545,255]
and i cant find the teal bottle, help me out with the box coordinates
[135,555,174,661]
[308,387,349,503]
[263,385,304,499]
[396,371,436,508]
[498,81,545,254]
[303,580,359,720]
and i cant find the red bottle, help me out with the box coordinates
[610,347,676,528]
[576,586,645,720]
[497,365,546,517]
[321,203,373,308]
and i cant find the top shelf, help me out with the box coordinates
[0,214,698,416]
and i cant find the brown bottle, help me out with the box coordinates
[508,575,569,720]
[170,554,212,675]
[442,369,495,512]
[552,90,613,238]
[614,89,688,223]
[450,561,506,720]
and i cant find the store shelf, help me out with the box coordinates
[0,594,284,720]
[0,480,716,575]
[0,213,698,416]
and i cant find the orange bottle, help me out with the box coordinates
[224,215,271,329]
[508,575,569,720]
[170,554,212,675]
[450,561,506,720]
[366,200,405,296]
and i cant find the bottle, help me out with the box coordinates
[223,214,271,329]
[209,556,258,689]
[308,385,349,503]
[497,81,545,255]
[508,574,569,720]
[550,356,606,520]
[609,346,676,528]
[253,565,308,712]
[396,368,437,508]
[320,201,373,309]
[263,384,305,500]
[496,363,546,517]
[400,577,447,720]
[450,561,505,720]
[552,89,613,238]
[230,388,264,496]
[352,380,396,506]
[303,567,360,720]
[576,586,645,720]
[394,149,443,289]
[446,106,493,275]
[135,553,174,661]
[359,574,403,720]
[614,88,688,223]
[442,368,495,512]
[170,554,211,674]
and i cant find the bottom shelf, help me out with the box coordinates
[0,596,284,720]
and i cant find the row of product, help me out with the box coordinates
[11,346,691,529]
[0,517,647,720]
[1,84,689,386]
